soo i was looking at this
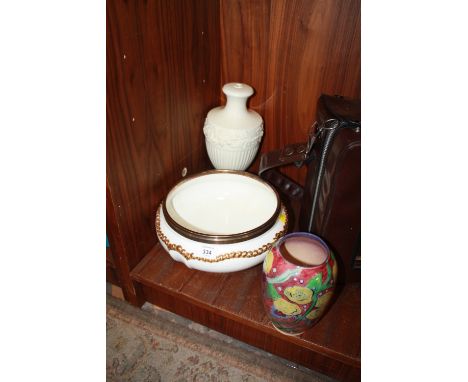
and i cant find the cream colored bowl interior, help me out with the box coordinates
[165,172,278,235]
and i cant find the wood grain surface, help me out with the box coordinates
[107,178,143,305]
[107,0,220,270]
[106,247,120,287]
[220,0,361,184]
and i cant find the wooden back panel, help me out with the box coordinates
[107,0,221,271]
[220,0,361,184]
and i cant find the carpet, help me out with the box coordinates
[106,294,336,382]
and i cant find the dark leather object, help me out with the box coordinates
[259,94,360,284]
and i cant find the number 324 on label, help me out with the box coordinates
[201,246,217,258]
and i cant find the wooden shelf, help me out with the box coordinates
[131,244,360,381]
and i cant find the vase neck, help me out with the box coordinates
[222,83,254,116]
[225,96,249,114]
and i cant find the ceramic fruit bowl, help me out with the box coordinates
[156,170,288,273]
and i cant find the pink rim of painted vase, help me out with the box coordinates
[274,232,331,269]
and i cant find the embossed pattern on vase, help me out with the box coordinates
[204,118,263,170]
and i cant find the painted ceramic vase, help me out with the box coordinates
[262,232,338,335]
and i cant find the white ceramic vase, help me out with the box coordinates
[203,83,264,170]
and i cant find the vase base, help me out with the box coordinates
[271,323,303,336]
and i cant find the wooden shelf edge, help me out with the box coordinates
[134,277,360,381]
[130,245,360,369]
[133,272,359,368]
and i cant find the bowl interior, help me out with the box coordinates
[165,171,279,236]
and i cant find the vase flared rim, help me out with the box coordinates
[275,232,331,269]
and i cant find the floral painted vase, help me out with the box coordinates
[261,232,338,335]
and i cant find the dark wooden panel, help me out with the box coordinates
[107,179,142,305]
[107,0,221,270]
[106,247,114,268]
[220,0,361,185]
[131,244,360,380]
[220,0,271,99]
[106,264,120,287]
[106,247,120,286]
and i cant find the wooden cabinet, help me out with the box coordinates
[107,1,360,380]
